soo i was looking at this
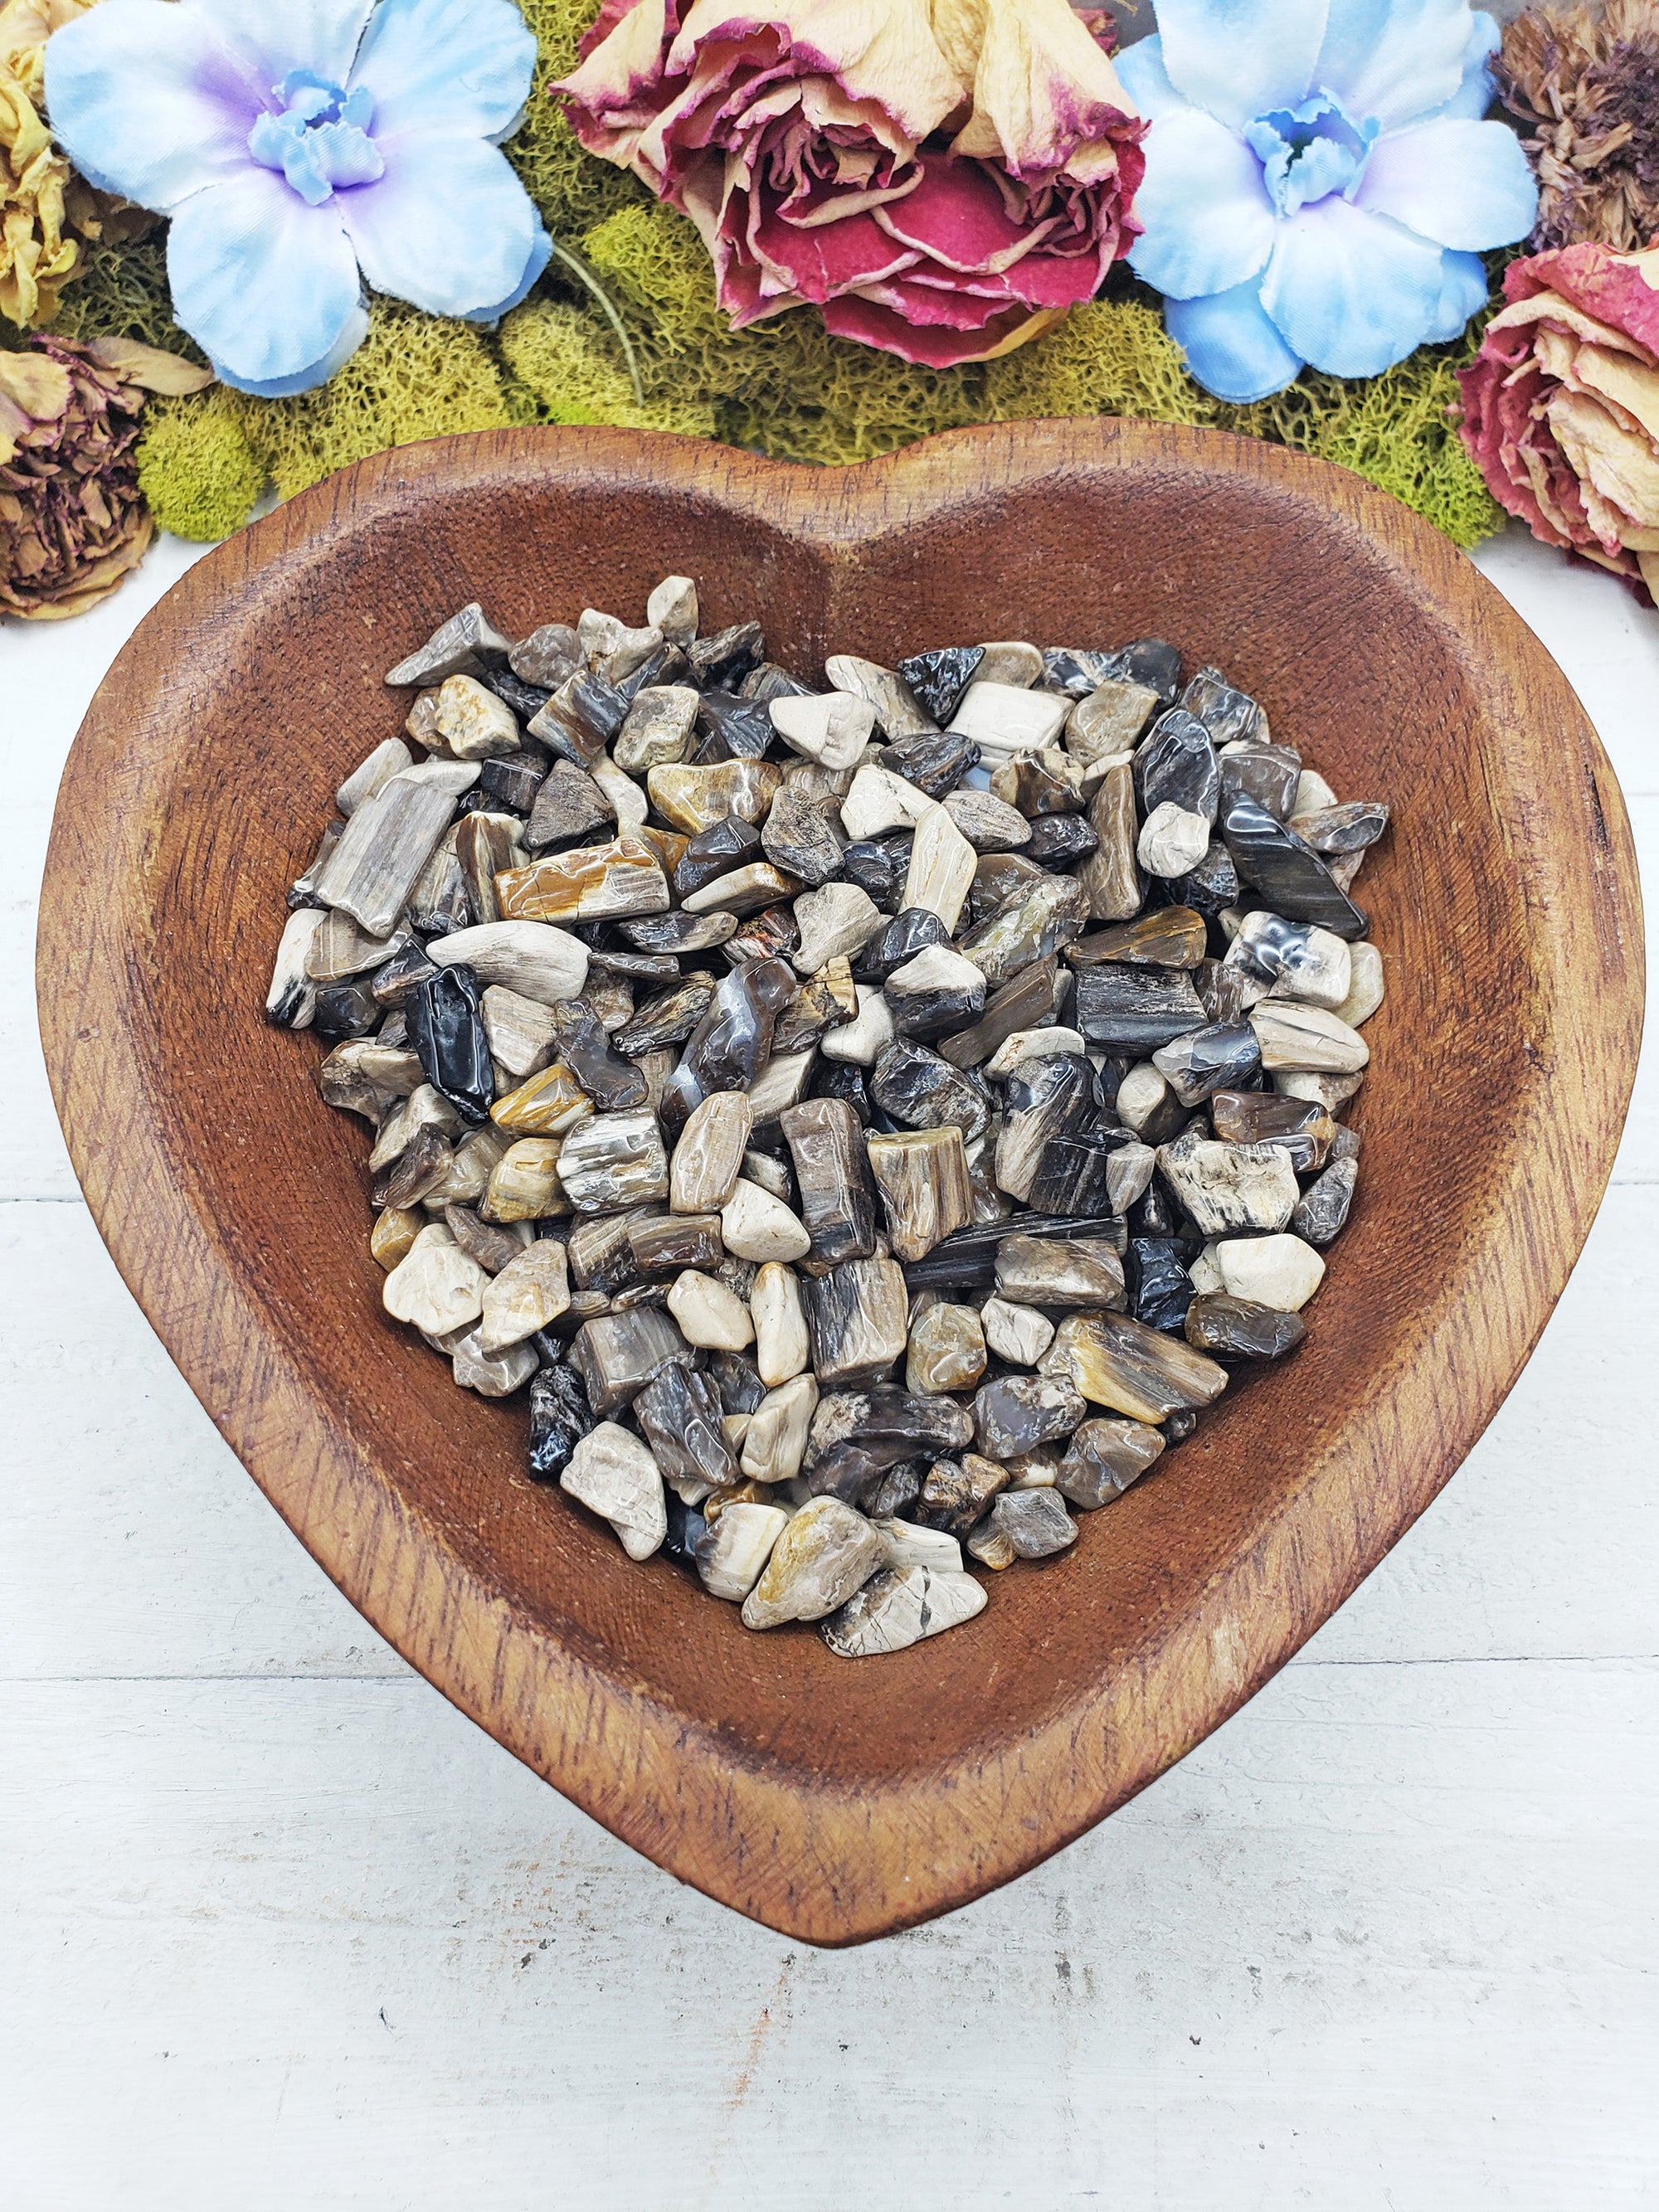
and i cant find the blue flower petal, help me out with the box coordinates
[339,133,547,318]
[168,164,365,391]
[349,0,538,143]
[1258,200,1447,377]
[187,0,374,95]
[1127,107,1276,301]
[1112,36,1188,121]
[1166,280,1306,402]
[460,225,553,324]
[43,0,265,212]
[1354,117,1535,248]
[1150,0,1327,134]
[1312,0,1481,134]
[1417,11,1501,121]
[1423,247,1490,341]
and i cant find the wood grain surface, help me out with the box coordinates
[34,420,1644,1945]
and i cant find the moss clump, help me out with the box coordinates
[244,297,516,502]
[984,299,1209,427]
[136,386,265,540]
[504,0,645,241]
[580,199,990,463]
[50,234,206,362]
[500,297,718,434]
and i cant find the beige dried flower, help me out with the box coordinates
[1,330,210,619]
[1496,0,1659,252]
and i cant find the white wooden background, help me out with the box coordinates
[3,523,1655,2212]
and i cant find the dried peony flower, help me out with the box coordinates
[1495,0,1659,253]
[0,0,90,325]
[1455,240,1659,598]
[0,328,209,618]
[557,0,1145,369]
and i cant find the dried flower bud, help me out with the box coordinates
[1496,0,1659,253]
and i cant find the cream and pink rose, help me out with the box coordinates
[557,0,1144,368]
[1457,241,1659,600]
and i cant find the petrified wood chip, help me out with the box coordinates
[741,1496,887,1630]
[943,787,1032,850]
[1137,800,1210,878]
[382,1231,489,1336]
[906,1300,987,1395]
[479,984,560,1079]
[1069,906,1208,970]
[995,1053,1093,1201]
[1039,1311,1228,1422]
[427,919,587,1005]
[937,958,1060,1070]
[1291,1157,1358,1247]
[635,1362,737,1495]
[721,1178,812,1262]
[443,1203,528,1275]
[479,1136,565,1223]
[647,759,782,834]
[994,1232,1127,1311]
[615,684,699,773]
[792,881,883,973]
[973,1373,1087,1461]
[435,673,519,759]
[1335,940,1384,1028]
[1221,794,1367,938]
[741,1373,820,1484]
[820,1564,986,1656]
[696,1502,789,1602]
[568,1306,693,1415]
[681,861,804,916]
[870,1041,992,1144]
[490,1062,591,1136]
[1075,964,1206,1053]
[989,1489,1078,1559]
[666,1269,755,1352]
[1185,1292,1306,1360]
[385,600,511,686]
[1250,1000,1370,1074]
[825,653,935,740]
[560,1422,666,1561]
[946,680,1068,760]
[956,873,1085,991]
[751,1262,810,1387]
[1068,678,1158,764]
[779,1096,878,1264]
[1209,1089,1334,1170]
[913,1451,1010,1536]
[1151,1017,1262,1106]
[527,1362,593,1482]
[478,1241,572,1351]
[497,836,670,924]
[314,774,460,939]
[371,1205,421,1271]
[1055,1416,1165,1508]
[1074,756,1140,922]
[867,1125,973,1263]
[804,1257,909,1388]
[557,1110,669,1212]
[267,907,324,1028]
[628,1212,723,1278]
[337,737,414,818]
[523,760,615,853]
[770,689,877,771]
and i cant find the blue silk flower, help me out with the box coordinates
[45,0,552,395]
[1117,0,1538,401]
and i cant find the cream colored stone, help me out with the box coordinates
[560,1422,667,1560]
[1251,1001,1370,1074]
[980,1296,1054,1368]
[698,1501,789,1602]
[479,984,560,1079]
[771,690,878,771]
[646,574,698,643]
[480,1136,565,1223]
[426,920,588,1004]
[450,1327,539,1397]
[665,1269,754,1352]
[791,881,883,973]
[669,1089,752,1213]
[984,1026,1087,1079]
[721,1179,811,1262]
[947,680,1068,760]
[870,1519,964,1574]
[751,1262,810,1387]
[741,1495,886,1629]
[839,763,935,839]
[741,1373,819,1484]
[382,1235,489,1335]
[477,1240,571,1351]
[591,754,647,830]
[1216,1233,1326,1312]
[900,803,976,933]
[435,673,520,759]
[1335,939,1385,1028]
[820,1565,987,1656]
[1137,800,1210,878]
[818,983,892,1066]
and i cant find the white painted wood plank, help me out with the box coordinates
[4,1659,1653,2211]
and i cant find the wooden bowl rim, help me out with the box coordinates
[37,418,1644,1944]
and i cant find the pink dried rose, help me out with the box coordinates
[1456,241,1659,600]
[557,0,1145,368]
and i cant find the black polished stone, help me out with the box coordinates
[898,644,985,724]
[662,955,796,1130]
[531,669,630,764]
[1180,664,1266,746]
[406,964,494,1122]
[528,1360,593,1482]
[687,620,764,688]
[673,814,761,899]
[1129,1175,1184,1238]
[739,661,818,703]
[852,906,949,984]
[635,1362,737,1493]
[1129,1237,1196,1332]
[883,724,980,800]
[1023,813,1099,867]
[1135,707,1220,821]
[1113,636,1183,704]
[615,641,692,702]
[1154,1017,1262,1105]
[1074,964,1207,1052]
[869,1040,993,1143]
[476,751,547,814]
[612,975,716,1054]
[1039,645,1121,698]
[1151,839,1240,924]
[1027,1125,1132,1218]
[310,980,380,1040]
[710,1349,767,1416]
[842,834,914,912]
[804,1389,975,1503]
[1220,795,1368,937]
[618,909,740,955]
[369,937,440,1008]
[550,998,649,1111]
[693,690,775,760]
[1185,1291,1306,1359]
[809,1057,884,1129]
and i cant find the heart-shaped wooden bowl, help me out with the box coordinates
[39,421,1642,1943]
